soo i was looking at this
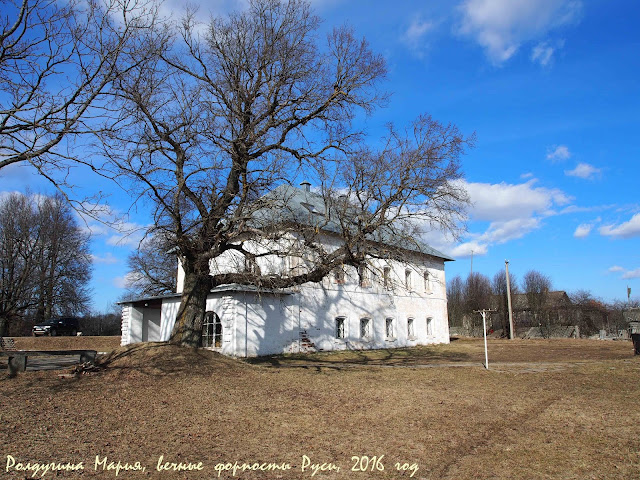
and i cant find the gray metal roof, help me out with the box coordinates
[252,184,453,261]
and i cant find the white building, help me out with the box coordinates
[120,184,453,357]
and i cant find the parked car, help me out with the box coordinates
[32,318,80,337]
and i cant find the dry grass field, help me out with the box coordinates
[4,335,121,352]
[1,338,639,479]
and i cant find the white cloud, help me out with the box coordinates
[531,41,554,66]
[91,253,120,265]
[437,179,571,258]
[520,172,535,179]
[113,272,143,289]
[448,241,488,258]
[600,213,640,239]
[573,223,591,238]
[623,269,640,279]
[479,217,541,244]
[457,0,581,64]
[606,265,640,280]
[459,179,571,222]
[546,144,571,161]
[401,16,434,55]
[565,162,601,180]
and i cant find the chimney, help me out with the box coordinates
[300,181,311,192]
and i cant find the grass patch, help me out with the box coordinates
[4,335,121,352]
[247,337,634,366]
[1,339,639,479]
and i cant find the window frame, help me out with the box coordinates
[335,317,346,340]
[385,317,395,340]
[383,266,391,289]
[360,318,372,341]
[358,264,371,288]
[202,311,223,348]
[407,317,415,339]
[424,270,432,294]
[426,317,433,337]
[405,269,412,291]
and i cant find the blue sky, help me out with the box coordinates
[1,0,639,309]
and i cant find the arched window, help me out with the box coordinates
[424,271,432,293]
[203,312,223,348]
[426,317,433,336]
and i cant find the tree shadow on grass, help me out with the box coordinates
[245,345,472,368]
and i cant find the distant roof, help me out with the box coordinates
[509,291,572,310]
[252,184,453,261]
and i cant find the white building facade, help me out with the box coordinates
[120,186,453,357]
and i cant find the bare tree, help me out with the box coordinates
[0,193,38,335]
[523,269,552,337]
[100,0,472,347]
[0,192,91,335]
[447,274,465,328]
[32,194,92,322]
[464,272,492,331]
[569,290,608,336]
[492,269,519,336]
[0,0,157,182]
[124,234,177,297]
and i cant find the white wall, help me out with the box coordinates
[142,308,162,342]
[238,292,296,357]
[127,307,144,344]
[160,299,180,341]
[132,231,450,356]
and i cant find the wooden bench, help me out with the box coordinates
[0,337,17,351]
[1,350,97,377]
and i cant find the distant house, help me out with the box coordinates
[453,291,585,338]
[120,184,453,357]
[509,291,573,328]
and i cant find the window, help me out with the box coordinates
[426,317,433,336]
[202,312,223,348]
[358,264,370,288]
[334,266,345,284]
[360,318,371,340]
[424,271,431,293]
[385,318,394,339]
[407,318,415,338]
[289,254,302,275]
[405,269,412,291]
[335,317,345,339]
[383,266,391,289]
[244,256,259,274]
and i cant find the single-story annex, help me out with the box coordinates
[120,184,453,357]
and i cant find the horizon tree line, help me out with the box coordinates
[447,269,635,338]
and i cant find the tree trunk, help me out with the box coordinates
[169,272,211,347]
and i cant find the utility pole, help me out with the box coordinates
[474,309,496,369]
[470,250,473,275]
[505,260,514,339]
